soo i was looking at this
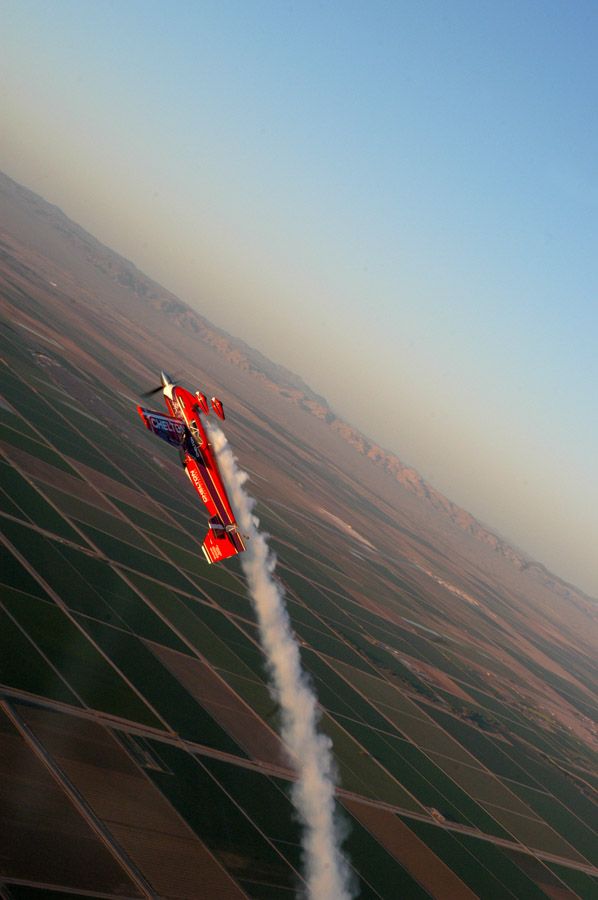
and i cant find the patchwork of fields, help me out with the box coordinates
[1,234,597,899]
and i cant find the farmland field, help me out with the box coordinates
[1,183,597,898]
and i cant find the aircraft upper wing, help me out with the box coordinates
[137,406,186,448]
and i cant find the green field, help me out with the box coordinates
[1,309,597,899]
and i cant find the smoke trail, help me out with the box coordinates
[209,422,354,900]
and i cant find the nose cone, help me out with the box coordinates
[160,371,174,387]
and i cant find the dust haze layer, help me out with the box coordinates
[0,168,595,603]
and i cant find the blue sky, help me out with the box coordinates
[2,1,597,594]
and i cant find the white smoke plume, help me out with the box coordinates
[209,422,354,900]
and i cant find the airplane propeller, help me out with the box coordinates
[140,371,180,398]
[140,384,164,398]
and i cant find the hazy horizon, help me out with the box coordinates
[2,1,597,596]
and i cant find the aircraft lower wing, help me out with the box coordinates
[137,406,186,448]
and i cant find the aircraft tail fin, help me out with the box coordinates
[202,520,246,564]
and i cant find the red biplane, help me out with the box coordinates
[137,372,246,564]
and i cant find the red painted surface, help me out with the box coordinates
[137,380,245,563]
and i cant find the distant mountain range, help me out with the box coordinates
[1,169,593,605]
